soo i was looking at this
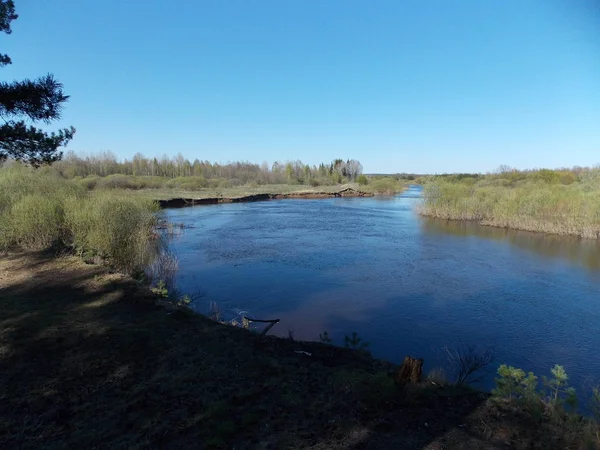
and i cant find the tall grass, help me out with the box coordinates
[0,166,162,273]
[420,169,600,238]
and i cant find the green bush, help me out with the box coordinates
[6,194,65,251]
[166,176,208,190]
[369,177,401,194]
[493,364,538,401]
[64,191,161,273]
[356,174,368,186]
[97,174,141,190]
[77,175,101,190]
[493,364,578,414]
[420,176,600,238]
[0,165,163,274]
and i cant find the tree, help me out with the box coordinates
[0,1,74,166]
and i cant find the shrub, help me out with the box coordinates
[77,175,100,190]
[166,176,208,190]
[7,194,65,250]
[356,174,368,186]
[97,174,141,190]
[64,191,161,273]
[369,177,400,194]
[493,364,539,401]
[543,364,577,412]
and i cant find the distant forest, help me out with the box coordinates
[45,151,369,186]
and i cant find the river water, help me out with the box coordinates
[165,186,600,392]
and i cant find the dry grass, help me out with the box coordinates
[420,178,600,238]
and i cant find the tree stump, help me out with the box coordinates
[396,356,423,385]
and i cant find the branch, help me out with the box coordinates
[0,74,70,122]
[0,121,75,166]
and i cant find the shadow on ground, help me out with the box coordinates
[0,253,507,449]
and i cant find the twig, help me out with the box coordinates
[243,317,280,336]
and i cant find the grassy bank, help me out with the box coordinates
[420,168,600,238]
[0,166,161,273]
[1,253,599,449]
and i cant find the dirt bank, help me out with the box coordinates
[158,187,373,208]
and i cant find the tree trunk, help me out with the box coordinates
[396,356,423,385]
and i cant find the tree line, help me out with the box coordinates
[47,151,364,186]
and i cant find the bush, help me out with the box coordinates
[166,176,208,190]
[97,174,141,190]
[493,364,539,401]
[6,194,65,251]
[369,177,400,194]
[356,174,368,186]
[64,192,161,273]
[77,175,100,190]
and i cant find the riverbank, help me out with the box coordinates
[155,187,374,208]
[420,173,600,239]
[1,253,597,449]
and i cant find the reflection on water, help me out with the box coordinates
[165,186,600,397]
[421,218,600,271]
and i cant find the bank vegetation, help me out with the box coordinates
[420,166,600,238]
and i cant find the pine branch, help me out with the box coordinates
[0,75,70,122]
[0,121,75,166]
[0,0,17,34]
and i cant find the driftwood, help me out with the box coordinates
[243,317,280,336]
[396,356,424,385]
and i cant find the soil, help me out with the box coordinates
[157,188,373,208]
[0,253,595,449]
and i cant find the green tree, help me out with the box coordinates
[0,1,75,166]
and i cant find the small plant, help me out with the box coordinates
[176,294,192,307]
[543,364,577,412]
[319,331,332,344]
[150,280,169,298]
[493,364,538,401]
[344,332,369,351]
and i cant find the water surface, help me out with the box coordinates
[165,186,600,392]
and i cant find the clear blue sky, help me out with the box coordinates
[3,0,599,173]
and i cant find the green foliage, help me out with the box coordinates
[494,364,580,416]
[64,191,160,274]
[368,177,402,194]
[343,332,370,351]
[7,194,64,250]
[0,165,161,274]
[150,280,169,298]
[356,174,368,185]
[0,3,74,165]
[543,364,577,411]
[421,167,600,238]
[493,364,538,401]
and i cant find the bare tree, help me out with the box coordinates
[444,343,495,386]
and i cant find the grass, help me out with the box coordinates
[420,168,600,238]
[1,252,598,449]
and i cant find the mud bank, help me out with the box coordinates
[158,188,373,208]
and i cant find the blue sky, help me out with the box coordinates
[3,0,599,173]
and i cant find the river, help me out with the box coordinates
[165,185,600,393]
